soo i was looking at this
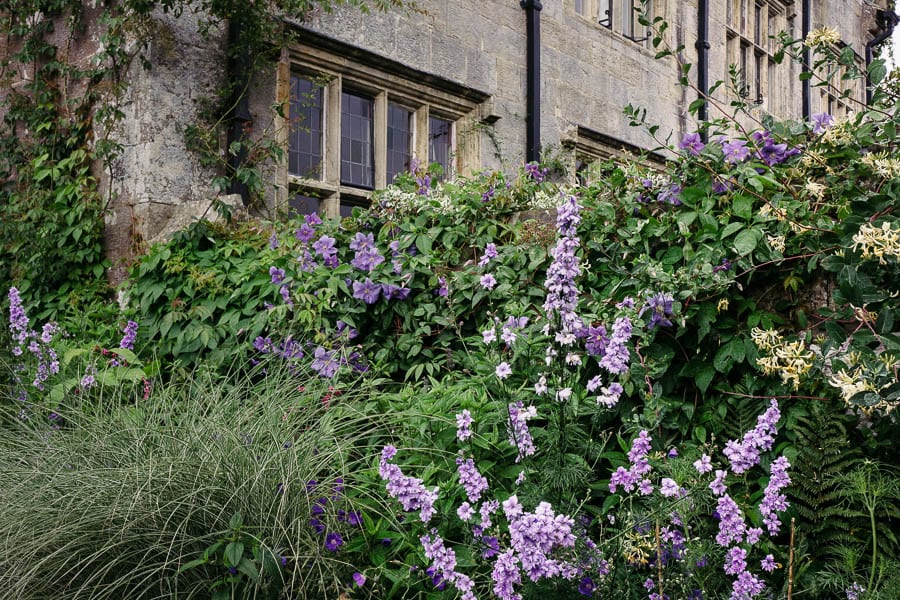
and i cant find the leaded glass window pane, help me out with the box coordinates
[429,116,452,177]
[340,91,375,189]
[289,75,324,179]
[386,103,413,183]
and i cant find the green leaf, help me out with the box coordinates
[177,557,208,574]
[732,195,753,220]
[876,308,894,335]
[713,341,734,372]
[868,59,887,86]
[720,221,744,240]
[237,557,259,582]
[203,542,223,560]
[733,229,759,256]
[212,589,230,600]
[416,234,433,255]
[224,541,244,567]
[114,348,140,365]
[695,364,715,394]
[601,494,621,514]
[693,425,707,444]
[676,211,698,229]
[229,512,243,530]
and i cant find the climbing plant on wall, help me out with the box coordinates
[0,0,413,324]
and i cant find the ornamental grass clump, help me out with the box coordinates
[0,362,395,599]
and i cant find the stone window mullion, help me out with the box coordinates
[374,92,388,190]
[318,75,341,218]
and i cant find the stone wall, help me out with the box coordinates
[298,0,685,170]
[295,1,882,170]
[103,9,227,282]
[3,0,889,281]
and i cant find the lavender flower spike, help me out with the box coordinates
[119,320,139,350]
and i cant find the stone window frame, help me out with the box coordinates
[562,125,667,185]
[571,0,657,49]
[724,0,793,115]
[273,31,491,218]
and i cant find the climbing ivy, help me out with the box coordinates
[0,0,413,322]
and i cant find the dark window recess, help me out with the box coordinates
[288,194,321,216]
[429,116,452,177]
[339,196,370,218]
[754,4,762,45]
[622,0,648,42]
[740,42,749,97]
[386,104,413,183]
[755,52,763,102]
[340,91,375,189]
[575,158,591,187]
[289,75,324,179]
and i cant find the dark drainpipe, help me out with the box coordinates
[226,17,253,204]
[696,0,709,141]
[521,0,542,163]
[801,0,811,120]
[865,10,899,105]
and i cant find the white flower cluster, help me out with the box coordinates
[804,181,826,200]
[851,221,900,264]
[530,188,569,210]
[752,328,814,389]
[860,152,900,180]
[372,182,568,217]
[804,26,840,48]
[372,185,460,217]
[820,120,857,147]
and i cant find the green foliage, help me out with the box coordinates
[177,512,284,599]
[0,0,415,323]
[128,167,555,376]
[128,220,273,368]
[788,402,861,553]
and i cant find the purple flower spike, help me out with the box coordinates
[119,320,139,350]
